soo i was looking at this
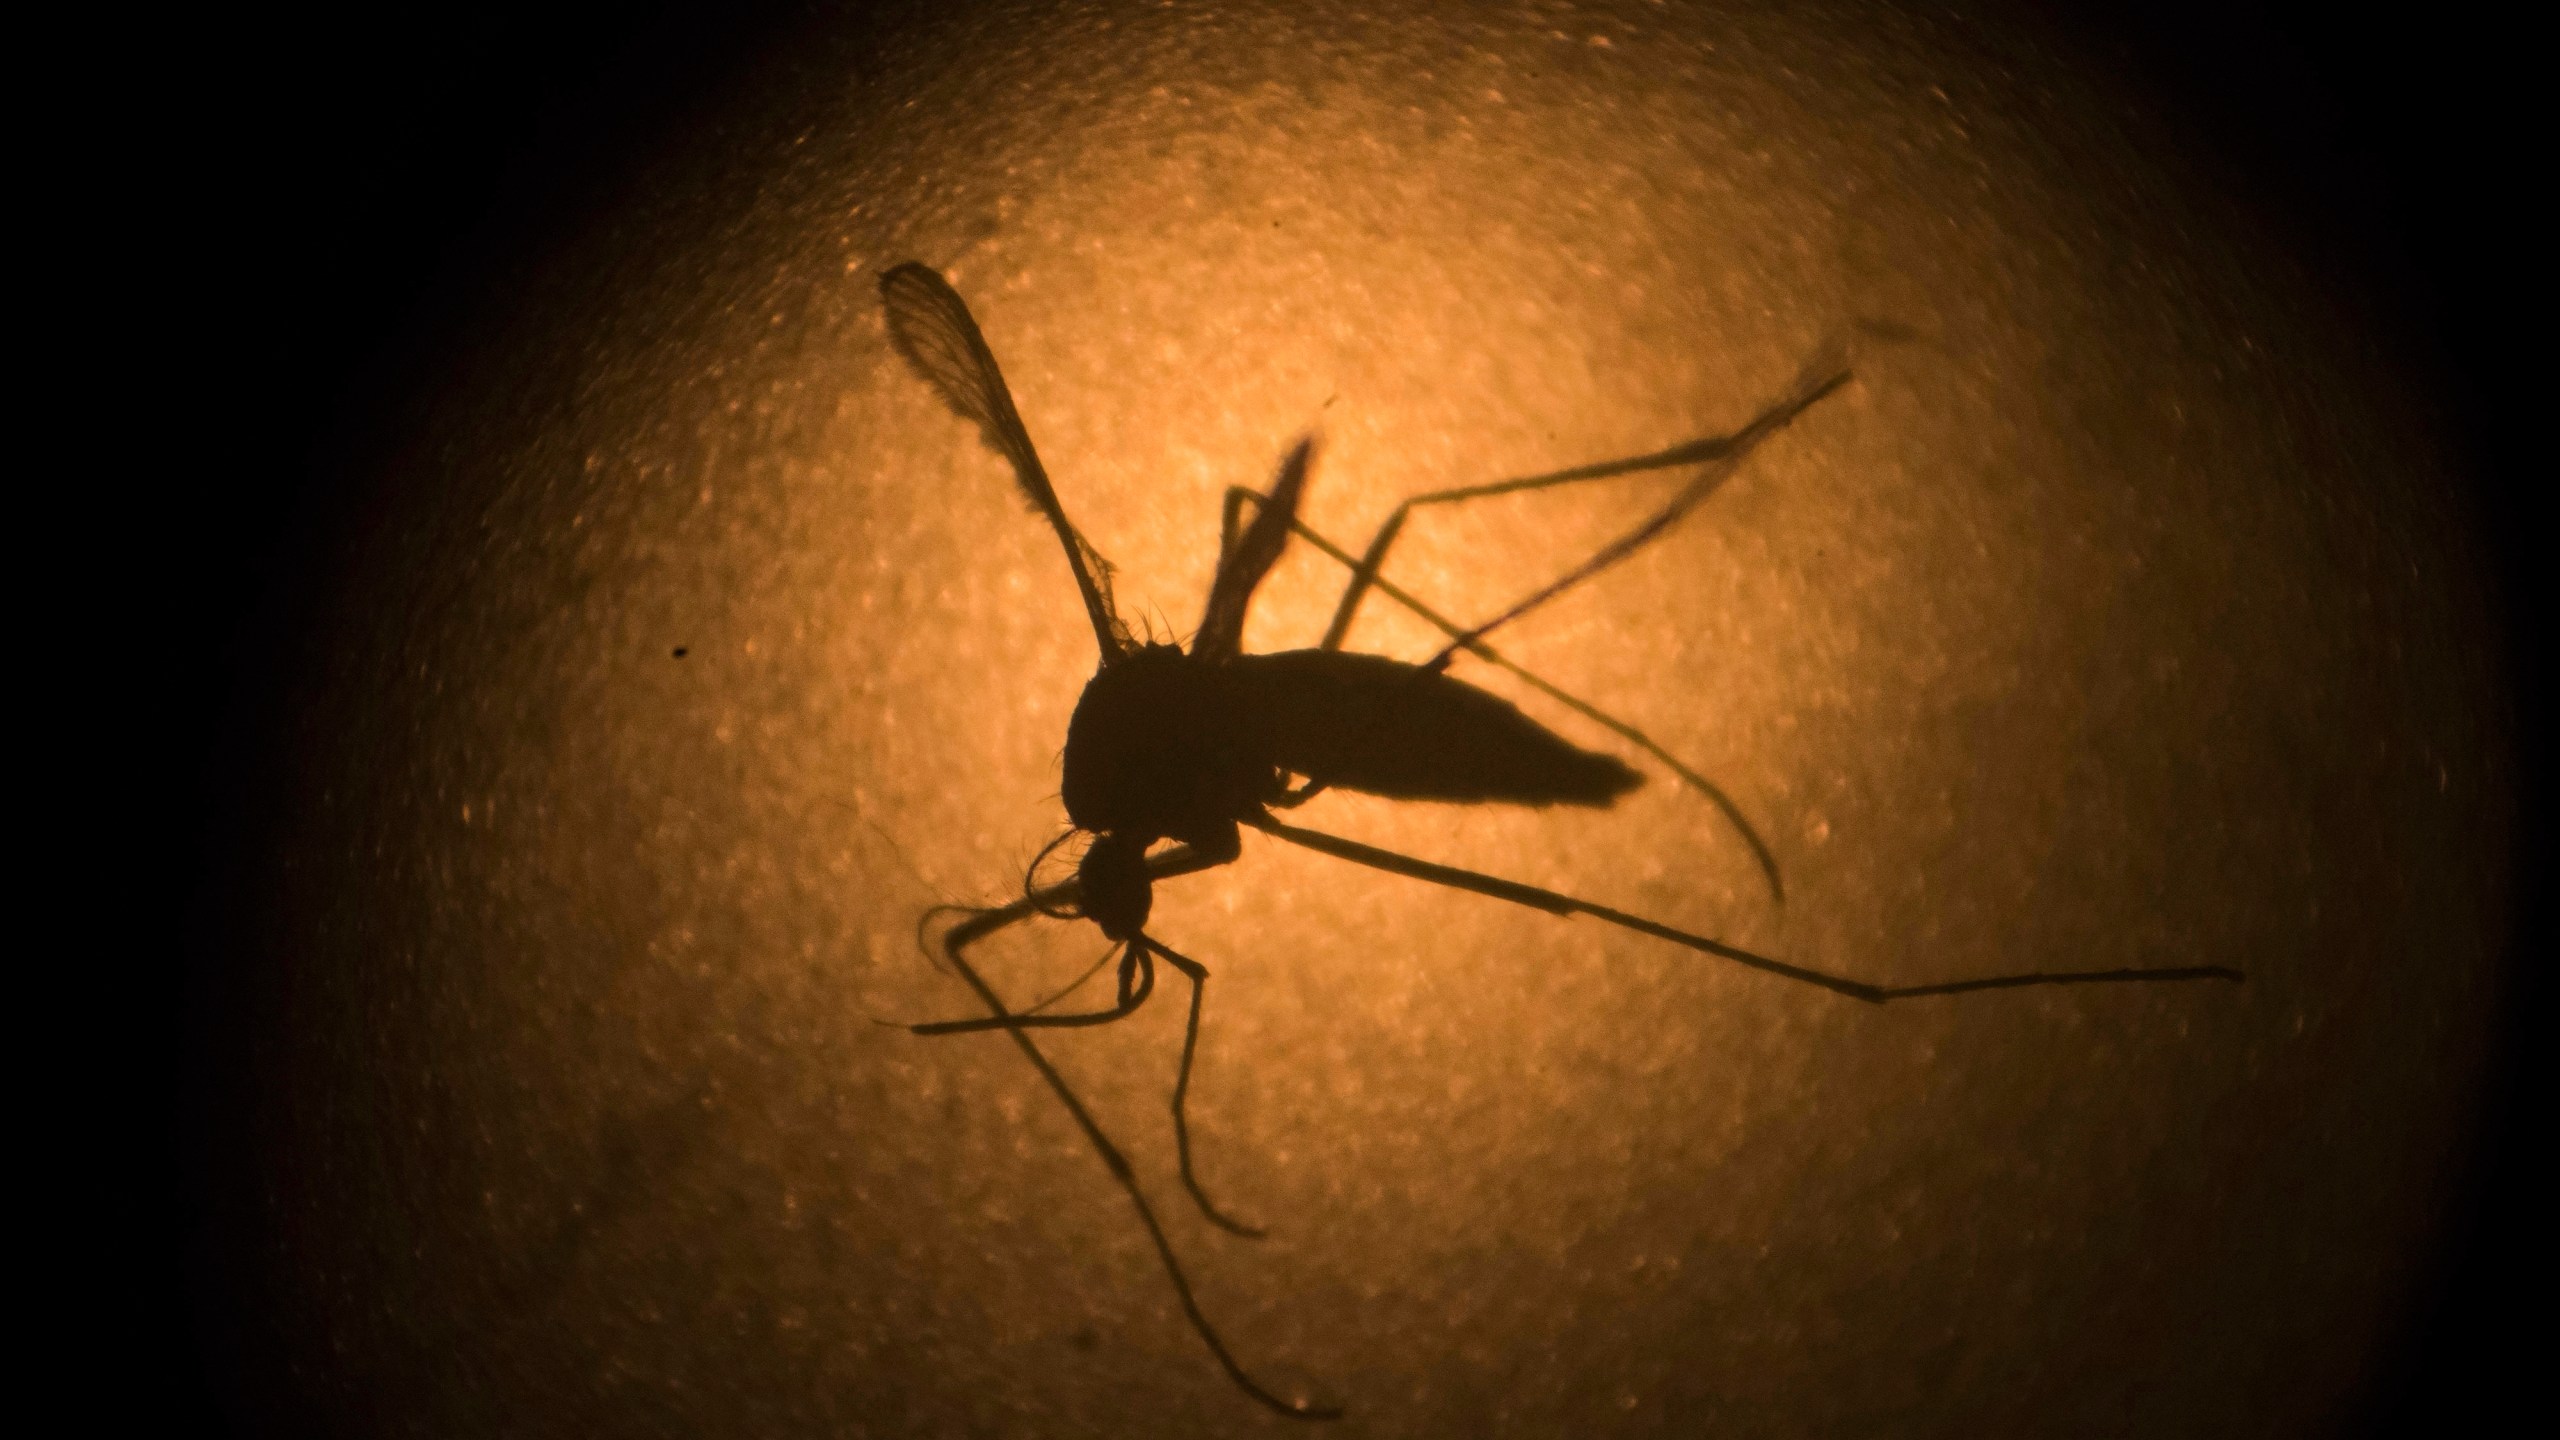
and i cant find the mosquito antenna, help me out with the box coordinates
[1024,828,1087,921]
[914,903,983,975]
[1195,437,1314,662]
[1428,361,1852,670]
[879,263,1131,662]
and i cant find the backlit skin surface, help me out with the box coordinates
[217,2,2509,1433]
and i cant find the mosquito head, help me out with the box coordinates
[1078,831,1153,941]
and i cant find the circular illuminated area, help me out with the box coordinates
[217,3,2510,1434]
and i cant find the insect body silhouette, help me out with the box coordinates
[878,262,2240,1420]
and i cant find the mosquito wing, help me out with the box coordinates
[879,262,1130,663]
[1194,437,1313,663]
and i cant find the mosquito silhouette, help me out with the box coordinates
[877,261,2241,1420]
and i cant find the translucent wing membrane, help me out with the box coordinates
[879,263,1131,662]
[1195,437,1313,662]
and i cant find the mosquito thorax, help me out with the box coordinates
[1061,642,1267,853]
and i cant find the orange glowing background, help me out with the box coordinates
[199,2,2513,1434]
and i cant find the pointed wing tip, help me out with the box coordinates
[879,263,963,328]
[879,259,939,292]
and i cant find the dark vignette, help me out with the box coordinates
[132,3,2532,1433]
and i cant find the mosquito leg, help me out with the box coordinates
[913,855,1339,1420]
[1146,935,1268,1239]
[1215,357,1845,899]
[1314,357,1849,657]
[906,943,1153,1034]
[1219,493,1788,901]
[1218,483,1256,577]
[1420,361,1851,670]
[1252,816,2244,1001]
[1306,445,1681,654]
[901,839,1235,1025]
[918,840,1232,964]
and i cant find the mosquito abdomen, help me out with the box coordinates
[1227,649,1639,807]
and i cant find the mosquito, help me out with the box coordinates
[877,261,2241,1420]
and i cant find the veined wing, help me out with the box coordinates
[879,263,1130,663]
[1194,438,1313,663]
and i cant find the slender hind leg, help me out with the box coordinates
[1320,355,1849,658]
[1220,357,1846,900]
[913,852,1339,1421]
[907,941,1155,1033]
[1233,484,1790,896]
[1252,815,2243,1000]
[918,932,1258,1236]
[1150,936,1267,1238]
